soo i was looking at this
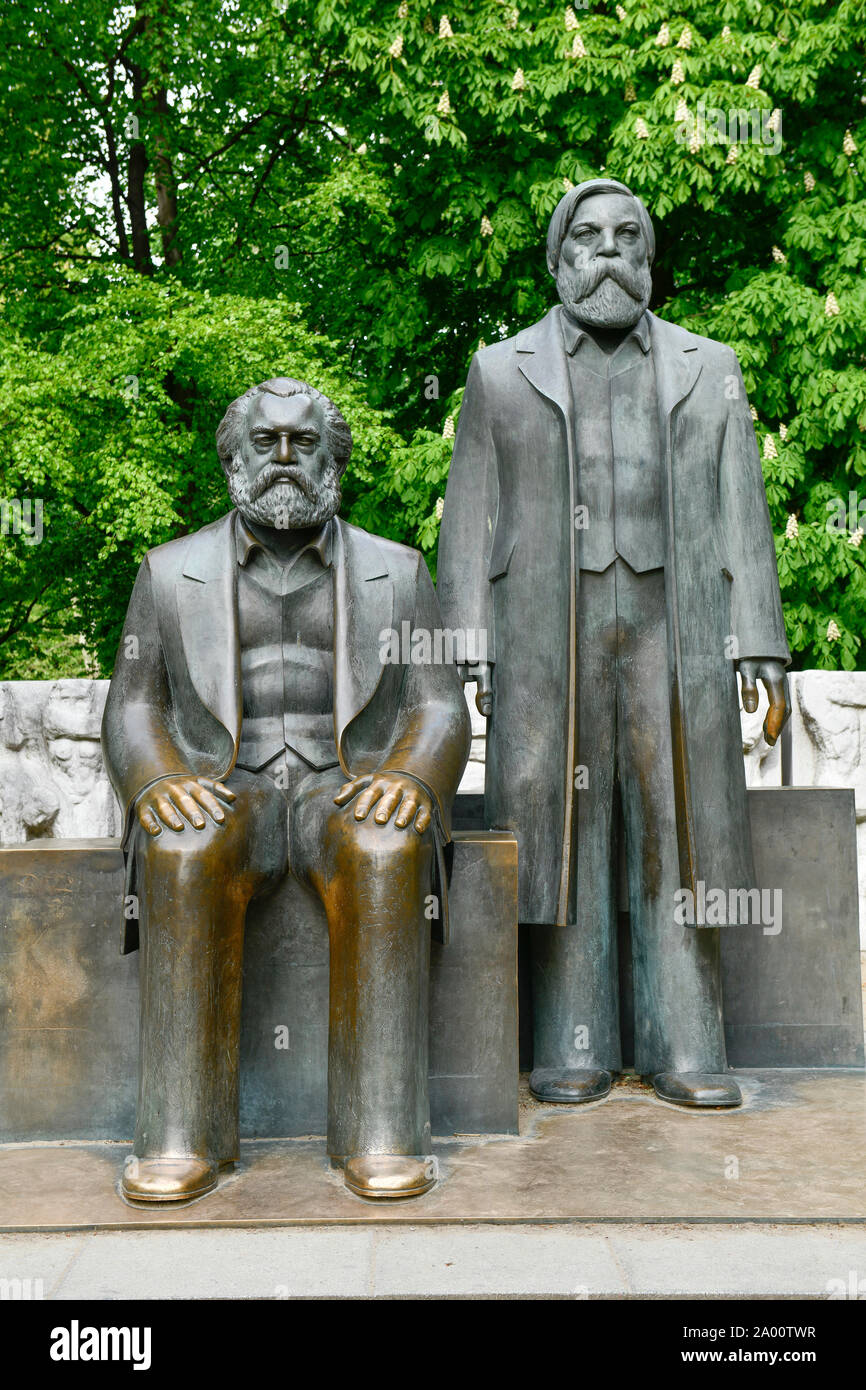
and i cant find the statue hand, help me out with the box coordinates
[136,776,236,836]
[457,660,494,719]
[333,773,433,834]
[737,659,791,747]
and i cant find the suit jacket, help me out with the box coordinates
[102,510,470,948]
[437,305,790,925]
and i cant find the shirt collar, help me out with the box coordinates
[560,308,651,357]
[235,513,333,569]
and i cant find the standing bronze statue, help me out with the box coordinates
[102,377,469,1202]
[437,179,790,1108]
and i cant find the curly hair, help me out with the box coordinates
[215,377,353,477]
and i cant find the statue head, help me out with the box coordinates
[546,178,654,330]
[216,377,352,530]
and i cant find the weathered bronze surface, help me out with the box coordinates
[0,831,520,1143]
[438,179,792,1107]
[2,791,858,1153]
[100,377,470,1201]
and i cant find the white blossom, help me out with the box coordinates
[439,14,453,38]
[635,117,650,140]
[746,65,762,90]
[725,144,739,164]
[849,527,864,548]
[768,108,782,133]
[356,142,368,155]
[825,291,840,317]
[442,416,455,440]
[616,4,627,20]
[435,496,445,520]
[563,176,574,190]
[671,59,685,85]
[437,90,452,116]
[511,68,526,91]
[505,7,518,29]
[804,170,816,191]
[389,35,404,58]
[480,215,493,236]
[779,422,788,440]
[398,0,409,17]
[565,5,578,29]
[843,128,857,156]
[772,246,786,264]
[675,99,689,123]
[827,619,841,642]
[750,404,758,421]
[688,129,702,154]
[721,25,731,40]
[785,514,799,540]
[571,31,586,57]
[677,25,692,49]
[655,22,670,46]
[624,79,636,102]
[763,435,778,460]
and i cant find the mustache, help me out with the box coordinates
[249,463,318,503]
[563,257,649,302]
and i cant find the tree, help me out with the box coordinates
[0,0,864,674]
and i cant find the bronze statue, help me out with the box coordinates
[102,377,470,1202]
[437,179,790,1109]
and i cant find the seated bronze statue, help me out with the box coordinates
[101,377,470,1203]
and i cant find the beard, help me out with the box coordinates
[225,456,342,530]
[556,256,653,329]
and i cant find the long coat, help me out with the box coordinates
[437,306,790,925]
[103,510,470,949]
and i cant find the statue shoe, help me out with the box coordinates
[121,1154,220,1203]
[651,1072,743,1108]
[339,1154,438,1200]
[529,1067,612,1104]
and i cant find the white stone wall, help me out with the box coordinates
[2,675,865,942]
[0,680,121,844]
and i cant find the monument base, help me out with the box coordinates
[2,1070,864,1230]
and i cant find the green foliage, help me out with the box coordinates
[0,0,864,673]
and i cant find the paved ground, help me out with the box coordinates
[2,1222,866,1299]
[3,1070,864,1298]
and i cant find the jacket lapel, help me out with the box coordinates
[516,306,573,420]
[176,511,241,749]
[648,310,703,425]
[332,518,393,767]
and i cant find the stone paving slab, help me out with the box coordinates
[2,1223,865,1299]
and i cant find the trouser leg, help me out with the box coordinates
[531,565,621,1073]
[615,563,727,1076]
[291,770,434,1158]
[131,769,287,1164]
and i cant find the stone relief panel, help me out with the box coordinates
[0,680,121,845]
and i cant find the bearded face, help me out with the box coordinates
[225,452,342,529]
[224,391,342,530]
[554,191,653,330]
[555,255,653,330]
